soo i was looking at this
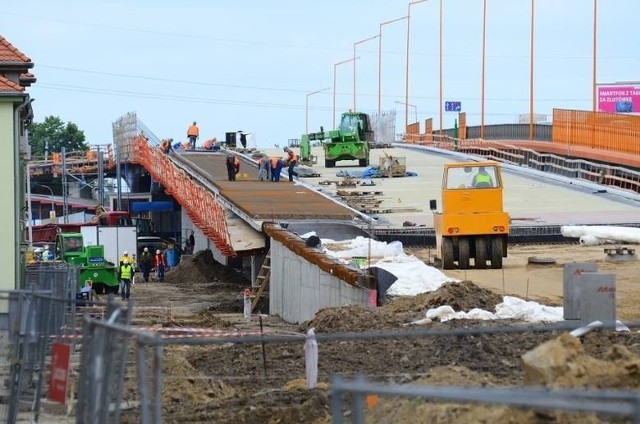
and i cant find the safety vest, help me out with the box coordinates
[120,263,133,279]
[187,125,199,137]
[287,151,298,164]
[473,173,492,186]
[270,157,281,168]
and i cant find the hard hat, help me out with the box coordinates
[144,247,149,252]
[283,147,289,152]
[156,249,161,254]
[123,251,129,255]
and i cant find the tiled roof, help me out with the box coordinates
[0,36,31,63]
[0,75,24,92]
[19,72,36,85]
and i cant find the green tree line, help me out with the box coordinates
[28,116,89,157]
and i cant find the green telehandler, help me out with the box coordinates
[301,111,374,168]
[55,232,120,294]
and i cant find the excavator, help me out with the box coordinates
[300,111,373,168]
[431,161,510,269]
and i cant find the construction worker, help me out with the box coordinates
[120,251,131,266]
[187,121,199,150]
[270,157,283,182]
[160,138,172,154]
[257,155,270,181]
[226,153,240,181]
[283,147,298,182]
[139,247,153,283]
[119,260,135,300]
[472,166,494,188]
[154,249,167,282]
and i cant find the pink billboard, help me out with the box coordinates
[597,84,640,113]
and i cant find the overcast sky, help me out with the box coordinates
[2,0,638,148]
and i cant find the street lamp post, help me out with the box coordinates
[592,0,598,112]
[334,57,359,128]
[32,183,55,213]
[395,101,418,123]
[481,0,487,139]
[405,0,429,130]
[353,34,379,111]
[529,0,535,140]
[379,15,408,114]
[306,87,330,134]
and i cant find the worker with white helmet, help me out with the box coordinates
[119,251,131,267]
[139,247,153,283]
[153,249,168,282]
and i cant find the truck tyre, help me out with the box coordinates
[442,238,455,269]
[359,158,369,167]
[325,159,335,168]
[458,237,470,270]
[474,237,487,269]
[490,236,503,269]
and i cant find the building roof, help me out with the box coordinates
[0,35,32,64]
[0,75,23,92]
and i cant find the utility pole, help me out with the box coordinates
[97,146,105,207]
[62,146,69,223]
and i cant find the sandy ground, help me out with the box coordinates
[85,245,640,424]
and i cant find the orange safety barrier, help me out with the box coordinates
[133,136,236,257]
[552,109,640,156]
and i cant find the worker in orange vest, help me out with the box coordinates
[187,121,199,150]
[283,147,298,182]
[270,157,283,182]
[226,153,240,181]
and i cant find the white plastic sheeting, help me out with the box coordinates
[561,225,640,246]
[424,296,564,323]
[303,232,565,323]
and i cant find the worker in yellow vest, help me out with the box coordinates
[119,261,135,300]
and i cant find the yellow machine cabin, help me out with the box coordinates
[431,161,510,269]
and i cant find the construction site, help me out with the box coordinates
[8,111,640,423]
[4,10,640,422]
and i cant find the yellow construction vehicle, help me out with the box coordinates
[430,161,510,269]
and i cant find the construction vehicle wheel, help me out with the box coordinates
[490,237,503,269]
[359,158,369,167]
[475,237,487,269]
[458,237,470,269]
[325,159,335,168]
[442,238,455,269]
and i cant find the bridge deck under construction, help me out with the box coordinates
[175,151,359,222]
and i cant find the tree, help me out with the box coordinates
[28,116,88,157]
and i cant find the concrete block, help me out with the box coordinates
[563,262,597,320]
[578,272,616,327]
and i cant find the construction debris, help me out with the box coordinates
[379,152,407,178]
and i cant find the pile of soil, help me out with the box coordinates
[165,250,250,286]
[383,280,504,314]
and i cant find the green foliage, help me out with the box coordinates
[28,116,88,157]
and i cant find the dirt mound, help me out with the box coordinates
[301,281,504,333]
[383,280,503,314]
[300,305,408,333]
[165,250,250,286]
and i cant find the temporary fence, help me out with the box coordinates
[75,300,140,424]
[330,375,640,424]
[71,316,640,423]
[0,262,79,423]
[133,136,235,256]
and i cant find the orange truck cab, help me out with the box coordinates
[431,161,510,269]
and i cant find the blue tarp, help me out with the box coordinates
[131,201,175,212]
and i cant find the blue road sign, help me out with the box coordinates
[445,101,462,112]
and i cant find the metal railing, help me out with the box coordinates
[330,375,640,423]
